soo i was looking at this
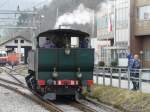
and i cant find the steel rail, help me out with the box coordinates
[70,100,97,112]
[0,77,27,89]
[0,80,63,112]
[1,67,24,84]
[85,97,119,112]
[4,66,23,74]
[0,78,119,112]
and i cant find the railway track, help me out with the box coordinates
[85,97,119,112]
[0,76,107,112]
[5,65,28,75]
[0,73,97,112]
[0,66,24,84]
[0,77,63,112]
[0,65,117,112]
[70,101,97,112]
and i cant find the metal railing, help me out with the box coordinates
[94,67,150,92]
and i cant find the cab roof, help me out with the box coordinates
[37,29,89,39]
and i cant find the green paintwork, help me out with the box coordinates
[37,48,94,81]
[38,72,93,80]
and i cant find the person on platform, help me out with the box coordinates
[129,54,141,90]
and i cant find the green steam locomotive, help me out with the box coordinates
[25,29,94,100]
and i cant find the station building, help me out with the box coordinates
[0,36,32,64]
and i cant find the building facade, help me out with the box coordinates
[131,0,150,68]
[0,36,32,64]
[96,0,150,68]
[96,0,130,66]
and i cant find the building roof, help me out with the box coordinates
[37,29,90,39]
[0,36,32,46]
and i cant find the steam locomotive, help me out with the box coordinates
[25,29,94,100]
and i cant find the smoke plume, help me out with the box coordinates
[55,4,93,28]
[97,0,114,17]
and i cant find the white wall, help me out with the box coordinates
[4,38,31,47]
[115,0,130,45]
[116,28,129,42]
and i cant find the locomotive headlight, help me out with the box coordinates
[52,67,58,78]
[65,48,70,55]
[65,44,70,55]
[52,72,58,78]
[77,72,82,78]
[77,67,82,78]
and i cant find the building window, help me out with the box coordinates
[138,6,150,20]
[14,40,18,43]
[20,40,24,43]
[143,49,150,61]
[101,47,107,58]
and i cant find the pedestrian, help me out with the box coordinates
[129,54,141,90]
[127,52,133,67]
[10,51,16,69]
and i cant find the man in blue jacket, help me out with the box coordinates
[129,54,141,90]
[127,52,133,67]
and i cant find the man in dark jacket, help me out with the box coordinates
[129,54,141,90]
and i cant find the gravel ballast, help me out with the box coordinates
[0,86,49,112]
[0,71,49,112]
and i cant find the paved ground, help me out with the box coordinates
[93,68,150,93]
[93,75,150,93]
[0,72,49,112]
[0,86,49,112]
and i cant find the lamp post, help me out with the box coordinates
[38,14,45,33]
[140,50,143,68]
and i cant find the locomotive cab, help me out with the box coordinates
[26,29,94,100]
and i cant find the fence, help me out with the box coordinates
[94,67,150,92]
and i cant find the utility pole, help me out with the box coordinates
[56,8,59,18]
[92,10,95,38]
[38,14,45,33]
[113,0,117,61]
[32,14,36,50]
[114,0,117,47]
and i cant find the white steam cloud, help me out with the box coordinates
[97,1,114,18]
[55,4,93,28]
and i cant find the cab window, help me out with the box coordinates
[71,37,79,48]
[39,37,47,48]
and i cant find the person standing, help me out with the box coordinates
[129,54,141,90]
[127,52,133,67]
[9,51,17,69]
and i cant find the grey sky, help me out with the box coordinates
[0,0,52,38]
[0,0,52,10]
